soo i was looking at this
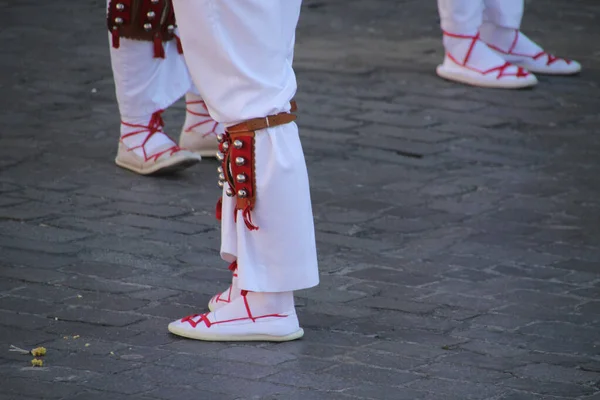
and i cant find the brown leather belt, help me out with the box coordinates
[227,102,298,134]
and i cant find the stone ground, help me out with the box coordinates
[0,0,599,399]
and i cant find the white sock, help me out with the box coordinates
[212,291,296,322]
[120,113,177,160]
[480,22,543,56]
[183,92,224,138]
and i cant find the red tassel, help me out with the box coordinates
[242,206,259,231]
[111,29,120,49]
[174,34,184,54]
[215,197,222,221]
[228,261,237,272]
[153,36,165,59]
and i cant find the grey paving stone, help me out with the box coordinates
[143,387,237,400]
[0,265,69,284]
[326,363,420,385]
[100,201,193,218]
[46,216,151,238]
[0,379,81,399]
[265,370,356,391]
[52,307,145,327]
[0,248,75,269]
[0,235,80,255]
[102,213,210,234]
[503,377,597,397]
[512,363,600,384]
[405,377,505,399]
[59,274,149,294]
[438,351,527,371]
[414,362,513,383]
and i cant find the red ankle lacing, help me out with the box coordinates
[181,291,287,328]
[211,261,238,305]
[120,110,181,161]
[443,30,529,79]
[485,29,572,66]
[184,100,221,138]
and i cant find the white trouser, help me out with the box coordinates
[107,1,197,118]
[173,0,319,293]
[437,0,524,35]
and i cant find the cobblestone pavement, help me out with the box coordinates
[1,0,600,399]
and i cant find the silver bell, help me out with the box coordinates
[217,166,223,174]
[236,174,247,183]
[115,17,124,24]
[226,188,234,197]
[143,23,152,31]
[222,141,229,150]
[151,0,159,3]
[218,173,225,181]
[147,11,156,19]
[233,139,243,149]
[216,133,224,143]
[116,3,125,10]
[216,152,224,161]
[167,24,175,32]
[218,180,225,188]
[235,157,245,166]
[237,189,248,198]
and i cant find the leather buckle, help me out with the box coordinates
[265,116,270,128]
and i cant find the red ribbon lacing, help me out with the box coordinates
[443,30,529,79]
[242,206,258,231]
[120,110,181,161]
[485,29,571,66]
[181,290,286,329]
[184,100,220,138]
[209,261,239,306]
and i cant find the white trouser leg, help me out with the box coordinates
[173,0,319,293]
[109,36,195,118]
[482,0,523,29]
[437,0,484,36]
[107,0,195,119]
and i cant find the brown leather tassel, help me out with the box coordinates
[153,35,165,58]
[111,29,120,49]
[216,197,222,221]
[174,34,184,54]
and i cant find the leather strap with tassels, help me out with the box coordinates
[215,103,298,231]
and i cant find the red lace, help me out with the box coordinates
[443,31,529,79]
[211,261,238,305]
[181,291,286,328]
[485,29,571,66]
[120,110,181,161]
[184,100,220,138]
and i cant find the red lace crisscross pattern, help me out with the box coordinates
[443,30,530,79]
[120,110,181,162]
[184,100,220,138]
[485,29,572,67]
[181,291,287,329]
[210,261,238,306]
